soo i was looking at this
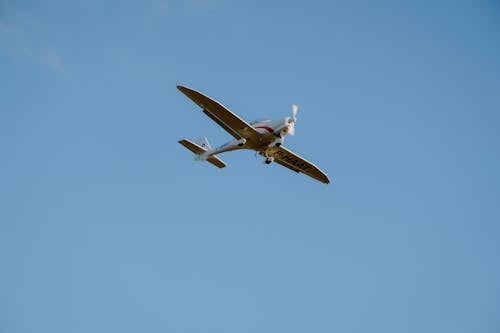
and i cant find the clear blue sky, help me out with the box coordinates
[1,1,500,332]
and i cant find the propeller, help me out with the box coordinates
[288,104,298,136]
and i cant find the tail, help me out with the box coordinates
[178,137,226,168]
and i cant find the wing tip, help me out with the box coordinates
[316,174,330,184]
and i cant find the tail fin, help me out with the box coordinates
[178,138,226,168]
[195,137,212,151]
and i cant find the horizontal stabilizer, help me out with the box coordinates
[206,155,226,168]
[178,139,226,168]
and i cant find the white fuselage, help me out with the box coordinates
[196,117,292,160]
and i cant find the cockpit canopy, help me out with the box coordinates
[250,119,270,125]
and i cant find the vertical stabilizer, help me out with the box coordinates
[195,137,212,151]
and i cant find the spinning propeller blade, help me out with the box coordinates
[288,104,298,135]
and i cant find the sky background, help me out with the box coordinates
[1,0,500,332]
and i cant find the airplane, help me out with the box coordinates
[177,85,330,184]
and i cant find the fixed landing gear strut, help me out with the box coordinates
[264,151,275,164]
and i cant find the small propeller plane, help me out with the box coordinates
[177,85,330,184]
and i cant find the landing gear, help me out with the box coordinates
[262,149,275,164]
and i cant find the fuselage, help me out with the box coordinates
[198,117,292,160]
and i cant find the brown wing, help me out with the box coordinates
[266,146,330,184]
[177,85,259,139]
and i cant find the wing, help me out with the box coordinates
[177,85,260,140]
[265,146,330,184]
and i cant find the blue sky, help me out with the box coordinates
[1,0,500,332]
